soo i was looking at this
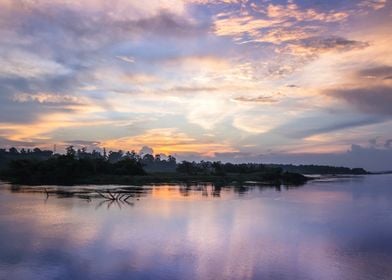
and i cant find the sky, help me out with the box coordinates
[0,0,391,171]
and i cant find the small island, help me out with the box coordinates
[0,146,368,186]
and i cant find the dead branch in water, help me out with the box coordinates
[20,187,137,207]
[44,188,49,199]
[96,190,135,203]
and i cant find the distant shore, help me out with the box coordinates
[0,146,369,187]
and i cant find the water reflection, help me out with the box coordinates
[0,175,391,280]
[6,182,295,207]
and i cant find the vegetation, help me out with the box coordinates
[0,146,368,186]
[266,164,368,175]
[1,150,145,185]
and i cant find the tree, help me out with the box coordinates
[142,154,154,165]
[108,150,123,163]
[9,147,18,154]
[66,146,76,158]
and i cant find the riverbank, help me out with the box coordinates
[0,171,310,186]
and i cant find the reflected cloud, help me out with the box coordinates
[1,175,392,279]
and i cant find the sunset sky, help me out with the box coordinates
[0,0,391,170]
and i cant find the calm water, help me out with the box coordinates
[0,175,392,280]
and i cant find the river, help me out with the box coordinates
[0,175,391,279]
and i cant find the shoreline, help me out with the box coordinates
[0,172,311,187]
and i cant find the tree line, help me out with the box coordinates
[0,146,368,185]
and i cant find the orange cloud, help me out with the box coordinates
[267,3,348,22]
[213,2,348,44]
[214,16,277,38]
[101,128,237,156]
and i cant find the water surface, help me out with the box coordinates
[0,175,391,280]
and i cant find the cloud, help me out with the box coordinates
[0,50,71,79]
[0,136,45,148]
[0,1,208,85]
[359,0,387,10]
[248,26,319,44]
[176,142,392,172]
[184,95,237,130]
[192,0,242,4]
[116,56,135,64]
[12,92,85,106]
[0,0,189,22]
[101,128,237,156]
[385,139,392,148]
[232,114,280,134]
[0,71,91,124]
[0,0,390,168]
[245,107,386,144]
[0,94,83,124]
[214,15,277,38]
[169,86,218,93]
[358,65,392,79]
[210,2,371,82]
[266,2,349,23]
[325,86,392,115]
[293,36,369,53]
[258,143,392,172]
[213,2,349,44]
[127,11,208,38]
[283,117,383,139]
[267,2,349,22]
[5,4,205,43]
[64,140,101,146]
[139,146,154,155]
[232,95,279,104]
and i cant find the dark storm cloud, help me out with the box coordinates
[325,86,392,115]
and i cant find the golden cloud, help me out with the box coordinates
[101,128,237,156]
